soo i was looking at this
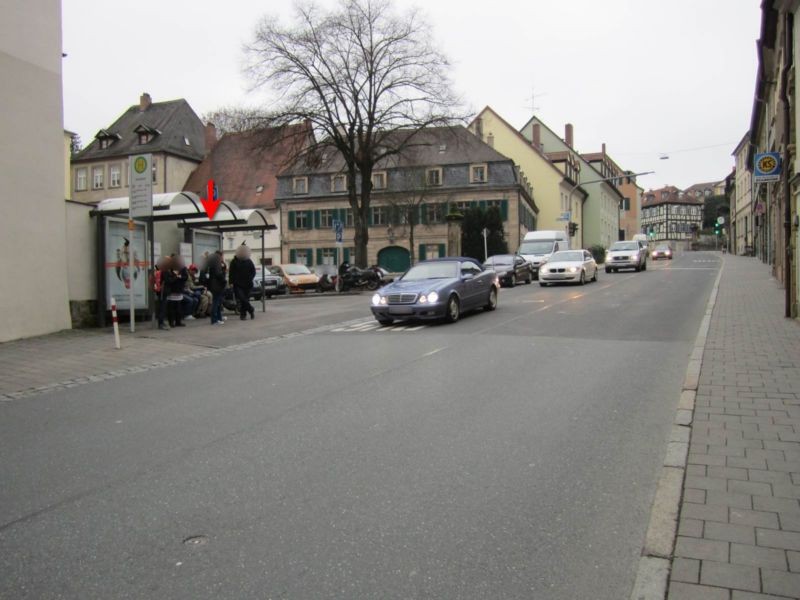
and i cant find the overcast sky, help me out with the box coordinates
[62,0,760,191]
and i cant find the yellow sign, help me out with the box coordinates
[133,156,148,174]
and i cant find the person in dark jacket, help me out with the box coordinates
[206,251,227,325]
[163,255,188,328]
[229,244,256,320]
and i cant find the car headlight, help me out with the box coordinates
[568,266,578,273]
[427,291,439,304]
[371,293,381,306]
[652,252,657,257]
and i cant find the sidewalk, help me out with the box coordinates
[668,256,800,599]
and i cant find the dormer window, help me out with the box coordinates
[139,132,152,145]
[134,124,159,145]
[94,129,120,150]
[426,167,442,186]
[331,174,347,193]
[470,164,487,184]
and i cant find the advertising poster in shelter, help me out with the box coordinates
[105,218,148,310]
[193,231,221,266]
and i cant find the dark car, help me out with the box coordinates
[483,254,533,287]
[651,244,673,260]
[370,258,499,325]
[251,268,287,299]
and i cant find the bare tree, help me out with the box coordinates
[243,0,466,266]
[384,168,439,266]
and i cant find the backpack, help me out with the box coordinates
[198,267,210,286]
[152,270,163,293]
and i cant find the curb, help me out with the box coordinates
[629,257,725,600]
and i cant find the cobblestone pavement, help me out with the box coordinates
[668,256,800,599]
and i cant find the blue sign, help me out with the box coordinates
[754,152,782,183]
[333,219,343,243]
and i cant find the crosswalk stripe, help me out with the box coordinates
[405,325,426,331]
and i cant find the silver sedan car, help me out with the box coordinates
[539,250,599,286]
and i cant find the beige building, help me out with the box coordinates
[0,1,72,341]
[731,133,753,255]
[582,145,643,240]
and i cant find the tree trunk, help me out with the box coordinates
[354,167,373,268]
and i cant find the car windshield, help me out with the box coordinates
[656,245,670,251]
[518,241,555,254]
[484,256,513,266]
[401,262,459,281]
[611,242,639,251]
[283,265,311,275]
[550,251,584,262]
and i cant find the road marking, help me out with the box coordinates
[333,322,429,333]
[421,347,445,358]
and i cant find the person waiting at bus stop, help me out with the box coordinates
[229,243,256,320]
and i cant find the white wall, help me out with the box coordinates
[0,1,71,341]
[65,202,97,301]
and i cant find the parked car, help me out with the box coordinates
[605,241,647,273]
[251,268,287,299]
[539,250,598,286]
[270,264,320,292]
[651,244,673,260]
[370,258,499,325]
[483,254,533,287]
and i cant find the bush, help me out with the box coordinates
[588,244,606,264]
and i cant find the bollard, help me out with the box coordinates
[110,296,121,349]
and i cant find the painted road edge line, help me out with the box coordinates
[628,256,725,600]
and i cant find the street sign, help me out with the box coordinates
[557,211,571,221]
[129,154,153,218]
[333,219,344,244]
[717,216,725,225]
[754,152,781,183]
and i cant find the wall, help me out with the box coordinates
[65,201,97,325]
[0,1,71,341]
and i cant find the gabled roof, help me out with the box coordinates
[73,97,206,163]
[732,131,750,157]
[183,124,312,210]
[684,181,722,196]
[278,125,512,176]
[642,185,704,207]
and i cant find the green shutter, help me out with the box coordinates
[438,243,446,258]
[368,207,374,226]
[305,249,313,267]
[312,210,320,229]
[418,244,427,261]
[344,248,350,263]
[316,248,323,265]
[500,200,509,221]
[289,249,297,263]
[288,211,296,230]
[479,200,487,212]
[305,210,313,229]
[419,204,427,225]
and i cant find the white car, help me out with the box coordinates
[539,250,598,286]
[605,241,647,273]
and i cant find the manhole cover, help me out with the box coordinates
[182,535,209,546]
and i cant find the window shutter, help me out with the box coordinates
[479,200,487,212]
[368,208,374,226]
[313,210,321,229]
[419,205,427,225]
[500,200,509,221]
[288,211,296,230]
[344,248,350,263]
[305,249,313,267]
[316,248,323,265]
[418,244,427,261]
[289,249,297,263]
[305,210,313,229]
[438,243,446,258]
[333,247,339,265]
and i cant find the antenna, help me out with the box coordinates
[526,84,548,114]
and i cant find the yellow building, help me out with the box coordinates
[468,107,585,245]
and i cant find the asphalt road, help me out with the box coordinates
[0,251,721,599]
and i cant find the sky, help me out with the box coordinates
[62,0,760,191]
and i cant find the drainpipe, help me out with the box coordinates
[781,12,794,318]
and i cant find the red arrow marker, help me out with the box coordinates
[200,179,221,219]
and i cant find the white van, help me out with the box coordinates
[518,230,571,279]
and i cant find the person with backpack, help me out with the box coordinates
[229,244,256,320]
[163,255,188,328]
[206,251,227,325]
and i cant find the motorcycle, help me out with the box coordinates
[335,262,381,292]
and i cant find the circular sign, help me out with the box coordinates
[133,156,148,174]
[757,154,778,175]
[717,216,725,225]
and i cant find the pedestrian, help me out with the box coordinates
[206,250,227,325]
[153,257,170,330]
[187,264,212,317]
[163,255,188,327]
[229,244,256,320]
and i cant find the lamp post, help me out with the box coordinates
[566,170,654,248]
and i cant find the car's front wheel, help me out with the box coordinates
[445,294,460,323]
[592,268,598,282]
[509,274,516,288]
[579,271,586,285]
[605,267,611,273]
[485,286,498,311]
[539,281,548,287]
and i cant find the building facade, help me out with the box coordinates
[640,186,703,247]
[519,118,624,249]
[582,145,643,240]
[0,1,72,341]
[276,127,537,271]
[731,133,753,255]
[70,93,207,206]
[467,106,583,240]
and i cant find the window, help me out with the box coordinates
[138,132,151,145]
[371,171,387,190]
[371,206,386,225]
[151,161,157,184]
[320,209,334,228]
[92,166,104,189]
[460,261,481,277]
[99,138,114,150]
[470,164,487,183]
[425,244,442,259]
[344,209,354,227]
[75,168,87,191]
[331,174,346,193]
[295,250,309,266]
[426,203,444,224]
[321,248,336,265]
[454,201,471,213]
[621,197,631,211]
[109,164,121,188]
[293,212,309,229]
[426,167,442,186]
[293,177,308,195]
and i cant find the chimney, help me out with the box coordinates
[532,124,541,149]
[204,122,218,154]
[602,142,606,156]
[565,123,574,147]
[139,92,152,111]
